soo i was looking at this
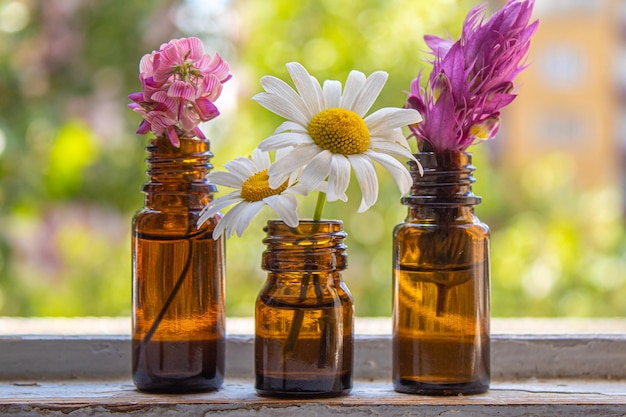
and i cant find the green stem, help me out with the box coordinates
[282,192,327,358]
[313,191,326,222]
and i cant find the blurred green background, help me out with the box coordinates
[0,0,624,318]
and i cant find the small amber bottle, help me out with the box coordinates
[392,151,490,395]
[332,228,354,389]
[132,135,225,393]
[255,220,353,398]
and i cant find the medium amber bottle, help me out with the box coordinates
[392,151,490,395]
[132,135,225,393]
[255,220,353,398]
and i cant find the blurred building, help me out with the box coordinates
[495,0,625,191]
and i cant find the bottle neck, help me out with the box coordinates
[262,220,347,274]
[142,135,217,209]
[403,151,481,222]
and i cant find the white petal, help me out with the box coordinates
[285,183,310,196]
[212,202,249,239]
[383,128,413,146]
[347,154,379,212]
[370,137,416,160]
[266,194,300,228]
[198,197,229,231]
[276,146,294,161]
[286,62,325,117]
[253,90,309,127]
[251,148,271,171]
[233,201,265,238]
[198,194,245,227]
[267,144,321,188]
[366,150,413,195]
[208,193,244,212]
[352,71,388,117]
[274,147,304,185]
[197,208,211,229]
[365,107,422,135]
[224,156,257,180]
[326,154,351,202]
[317,181,348,202]
[274,120,308,134]
[270,193,297,211]
[258,132,313,151]
[299,150,333,190]
[211,212,229,239]
[340,70,366,111]
[207,171,245,189]
[323,80,342,108]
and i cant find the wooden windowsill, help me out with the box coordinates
[1,318,625,416]
[2,378,626,416]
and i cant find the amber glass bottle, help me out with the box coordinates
[132,135,225,393]
[392,151,490,396]
[255,220,353,398]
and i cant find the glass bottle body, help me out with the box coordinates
[255,220,353,398]
[132,136,225,393]
[392,152,490,395]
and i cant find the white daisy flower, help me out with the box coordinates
[197,148,308,239]
[253,62,423,212]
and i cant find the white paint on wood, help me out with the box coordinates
[1,379,625,416]
[2,334,626,381]
[1,318,625,415]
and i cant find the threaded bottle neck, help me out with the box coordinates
[402,151,481,207]
[262,220,347,273]
[142,135,217,209]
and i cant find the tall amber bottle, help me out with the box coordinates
[392,151,490,395]
[132,135,225,393]
[255,220,353,398]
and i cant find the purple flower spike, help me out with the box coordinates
[129,37,231,147]
[406,0,538,152]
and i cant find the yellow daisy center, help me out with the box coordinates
[308,108,370,155]
[240,169,288,202]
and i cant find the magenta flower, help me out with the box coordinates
[128,37,231,147]
[406,0,538,152]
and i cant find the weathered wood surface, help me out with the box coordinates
[1,319,625,416]
[1,379,625,416]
